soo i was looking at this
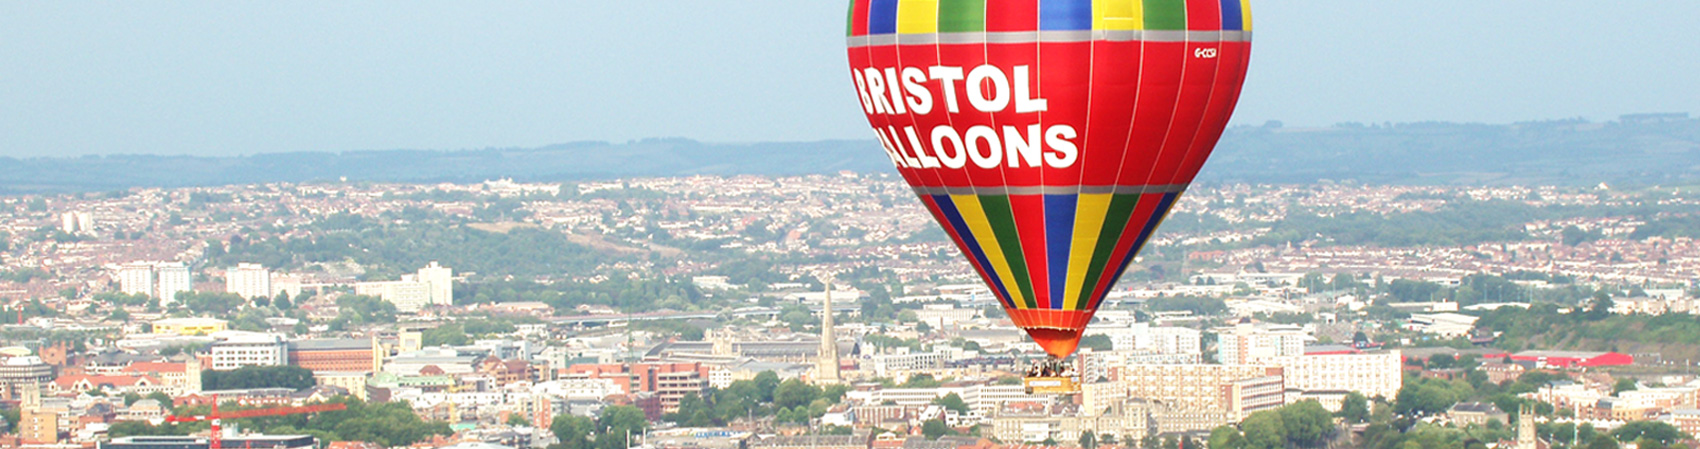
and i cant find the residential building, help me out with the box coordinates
[354,263,455,312]
[118,262,194,305]
[418,262,454,306]
[1091,323,1202,357]
[1216,323,1308,365]
[1265,349,1403,399]
[226,263,272,300]
[355,279,431,312]
[1115,364,1285,420]
[155,263,192,305]
[117,263,155,297]
[313,372,371,401]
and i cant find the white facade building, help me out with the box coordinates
[226,263,272,300]
[1265,349,1403,400]
[155,262,192,304]
[869,351,948,377]
[209,332,288,371]
[117,263,156,297]
[116,261,194,304]
[1216,323,1309,365]
[355,263,454,312]
[418,262,454,306]
[1090,323,1202,356]
[355,278,432,312]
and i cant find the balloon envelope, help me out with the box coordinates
[846,0,1253,358]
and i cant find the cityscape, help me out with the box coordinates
[0,174,1696,449]
[4,2,1698,449]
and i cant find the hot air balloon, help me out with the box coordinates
[845,0,1253,364]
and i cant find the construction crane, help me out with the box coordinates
[164,395,348,449]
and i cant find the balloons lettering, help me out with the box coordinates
[847,0,1254,359]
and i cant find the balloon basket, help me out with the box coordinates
[1023,376,1081,395]
[1022,358,1080,395]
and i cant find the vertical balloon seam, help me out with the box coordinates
[1172,9,1231,186]
[1009,195,1053,310]
[1077,193,1142,310]
[1043,194,1077,309]
[985,195,1040,308]
[1064,192,1112,310]
[1092,193,1178,310]
[1161,0,1221,187]
[977,0,1020,316]
[950,194,1032,309]
[926,194,1019,309]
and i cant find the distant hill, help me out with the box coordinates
[3,115,1697,192]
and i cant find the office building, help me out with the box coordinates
[210,332,288,371]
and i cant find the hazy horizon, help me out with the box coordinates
[3,1,1697,157]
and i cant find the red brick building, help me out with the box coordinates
[563,362,709,413]
[288,338,379,373]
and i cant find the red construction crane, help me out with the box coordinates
[164,395,348,449]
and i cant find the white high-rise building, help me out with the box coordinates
[117,261,197,304]
[61,212,94,234]
[154,263,192,305]
[418,262,453,306]
[226,263,272,300]
[117,263,156,296]
[1216,323,1310,365]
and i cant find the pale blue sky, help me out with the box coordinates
[1,2,1696,157]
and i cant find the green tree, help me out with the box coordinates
[145,392,175,411]
[753,371,780,402]
[551,415,595,449]
[922,419,951,439]
[1079,431,1097,449]
[774,379,822,410]
[1337,392,1370,424]
[1613,421,1687,446]
[1080,334,1114,351]
[1208,426,1246,449]
[1240,411,1286,449]
[507,414,531,427]
[594,406,648,449]
[1613,378,1638,394]
[932,393,969,414]
[1587,434,1620,449]
[201,365,314,391]
[1279,400,1333,447]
